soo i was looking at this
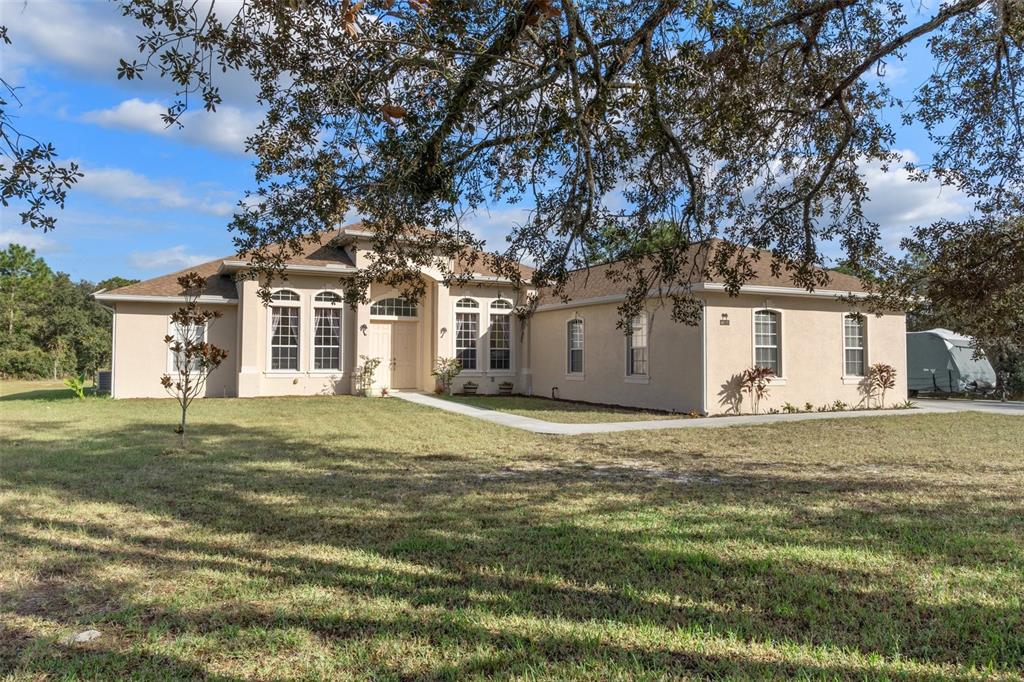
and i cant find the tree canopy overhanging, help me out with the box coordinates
[5,1,1023,334]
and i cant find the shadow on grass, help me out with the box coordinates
[1,417,1022,677]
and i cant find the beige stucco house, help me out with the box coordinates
[94,225,907,414]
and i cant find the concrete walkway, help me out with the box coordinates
[394,392,1024,435]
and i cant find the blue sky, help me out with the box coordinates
[0,0,970,283]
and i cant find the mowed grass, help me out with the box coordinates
[440,394,682,423]
[1,381,1023,680]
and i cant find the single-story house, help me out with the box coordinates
[94,224,907,414]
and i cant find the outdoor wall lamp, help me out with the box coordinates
[439,327,447,338]
[359,324,368,335]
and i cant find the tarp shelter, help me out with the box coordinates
[906,328,996,393]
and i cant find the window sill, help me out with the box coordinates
[625,375,650,384]
[264,370,302,375]
[842,376,866,385]
[564,374,585,382]
[767,377,788,386]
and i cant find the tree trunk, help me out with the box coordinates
[179,402,187,447]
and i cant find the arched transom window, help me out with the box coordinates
[370,297,417,317]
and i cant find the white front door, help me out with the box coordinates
[367,321,419,389]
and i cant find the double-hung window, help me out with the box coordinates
[313,292,342,371]
[455,298,479,370]
[567,319,584,374]
[626,312,648,377]
[489,299,512,371]
[754,310,780,375]
[270,290,300,370]
[843,313,866,377]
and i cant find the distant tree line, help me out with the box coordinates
[0,244,136,380]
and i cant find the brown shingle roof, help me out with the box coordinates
[100,224,535,298]
[99,258,239,299]
[536,244,867,305]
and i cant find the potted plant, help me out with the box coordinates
[462,380,478,395]
[498,381,514,395]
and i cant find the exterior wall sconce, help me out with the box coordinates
[359,324,368,335]
[439,327,447,338]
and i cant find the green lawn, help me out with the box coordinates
[440,394,683,423]
[1,383,1023,680]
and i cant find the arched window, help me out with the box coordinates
[315,291,342,304]
[313,292,343,370]
[489,300,512,371]
[567,319,584,374]
[754,310,780,375]
[270,289,300,302]
[455,298,479,370]
[270,290,300,370]
[626,312,648,377]
[370,297,417,317]
[843,313,866,377]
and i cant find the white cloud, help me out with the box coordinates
[81,98,260,155]
[459,206,532,248]
[1,0,256,100]
[127,245,218,271]
[0,227,62,253]
[75,164,235,216]
[859,150,971,249]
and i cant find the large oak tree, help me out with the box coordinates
[110,0,1023,328]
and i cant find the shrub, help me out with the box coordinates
[354,355,383,396]
[867,363,897,408]
[804,402,814,412]
[0,347,50,379]
[64,373,87,400]
[831,400,847,412]
[782,402,800,414]
[740,366,774,414]
[431,356,462,395]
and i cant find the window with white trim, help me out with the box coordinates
[489,300,512,371]
[455,298,479,370]
[370,297,417,317]
[270,290,300,370]
[170,322,206,372]
[843,313,866,376]
[627,312,648,376]
[313,292,342,371]
[567,319,584,374]
[754,310,780,375]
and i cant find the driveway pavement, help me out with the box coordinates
[395,392,1024,435]
[913,397,1024,416]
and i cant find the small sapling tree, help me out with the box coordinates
[741,366,775,415]
[160,273,228,445]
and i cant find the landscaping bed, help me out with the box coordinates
[440,393,687,423]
